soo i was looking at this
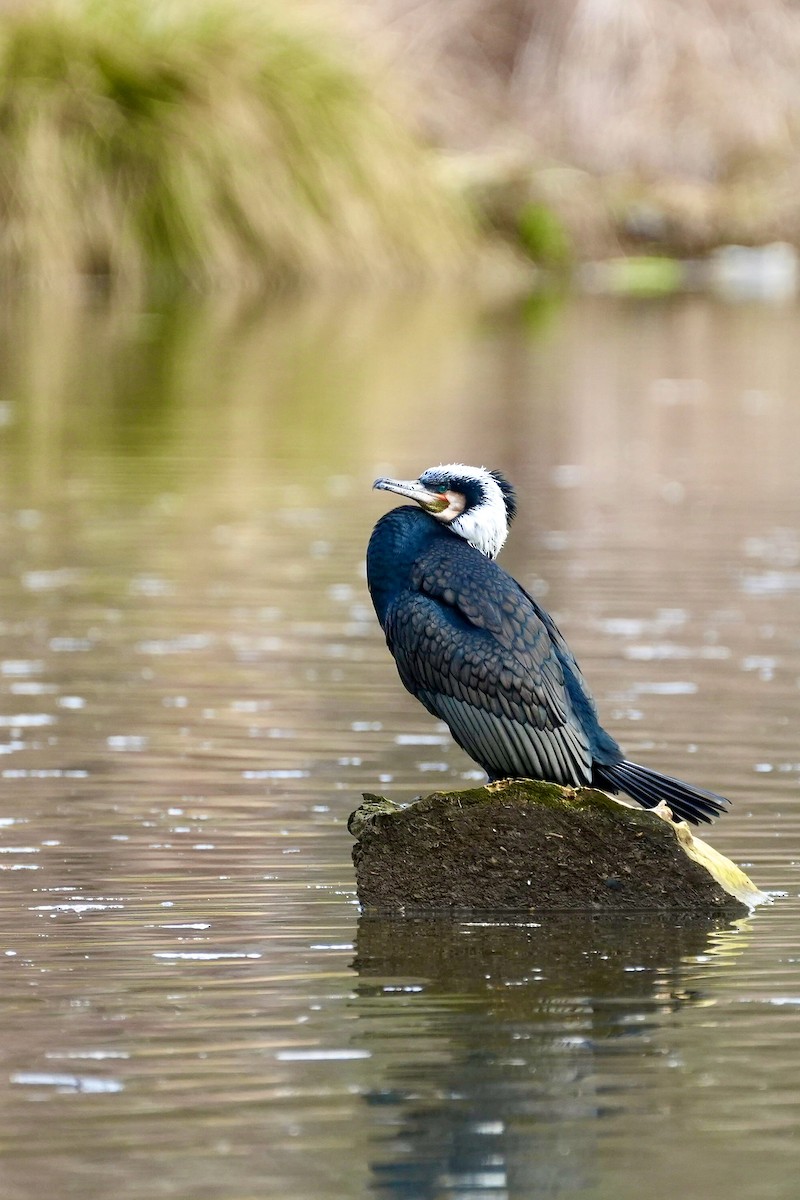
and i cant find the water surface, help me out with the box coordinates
[1,289,799,1199]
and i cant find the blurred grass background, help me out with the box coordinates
[3,0,800,291]
[0,0,472,293]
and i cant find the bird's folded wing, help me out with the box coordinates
[385,544,593,784]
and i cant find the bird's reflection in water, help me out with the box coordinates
[351,914,747,1200]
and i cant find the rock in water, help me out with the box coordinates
[349,780,764,916]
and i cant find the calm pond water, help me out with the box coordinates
[1,287,800,1200]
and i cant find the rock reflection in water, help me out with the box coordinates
[352,914,746,1199]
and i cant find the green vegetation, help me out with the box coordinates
[516,201,571,267]
[583,255,686,297]
[0,0,473,291]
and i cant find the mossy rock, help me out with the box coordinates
[349,780,758,917]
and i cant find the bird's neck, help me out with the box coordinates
[366,506,443,626]
[450,498,508,560]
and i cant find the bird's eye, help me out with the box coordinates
[434,483,448,494]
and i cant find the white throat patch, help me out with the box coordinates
[452,501,508,559]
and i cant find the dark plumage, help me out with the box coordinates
[367,463,728,825]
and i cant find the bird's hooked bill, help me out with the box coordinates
[373,477,443,507]
[376,475,431,499]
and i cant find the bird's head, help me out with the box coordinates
[373,464,517,560]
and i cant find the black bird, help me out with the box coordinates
[367,463,728,825]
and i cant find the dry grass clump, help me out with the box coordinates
[0,0,473,290]
[514,0,800,181]
[358,0,800,179]
[355,0,800,253]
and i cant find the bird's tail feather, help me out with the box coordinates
[594,759,729,825]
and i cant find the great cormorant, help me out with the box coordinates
[366,463,728,825]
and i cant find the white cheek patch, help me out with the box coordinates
[421,464,511,560]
